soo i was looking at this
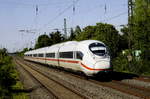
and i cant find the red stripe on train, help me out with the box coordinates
[26,57,110,71]
[80,62,111,71]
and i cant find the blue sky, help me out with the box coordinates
[0,0,128,52]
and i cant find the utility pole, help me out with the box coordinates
[64,18,67,39]
[127,0,134,67]
[128,0,134,50]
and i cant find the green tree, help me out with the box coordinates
[35,34,52,49]
[76,23,120,57]
[74,25,82,39]
[17,48,29,56]
[76,26,96,40]
[94,23,120,57]
[22,48,28,53]
[0,48,8,57]
[119,26,129,51]
[132,0,150,50]
[49,31,64,44]
[68,28,75,40]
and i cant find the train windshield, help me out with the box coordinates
[89,43,106,56]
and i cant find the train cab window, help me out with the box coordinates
[59,52,73,58]
[46,53,55,58]
[38,53,44,57]
[76,51,83,60]
[89,43,106,56]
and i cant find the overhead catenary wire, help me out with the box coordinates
[45,1,128,34]
[47,11,128,33]
[49,11,127,33]
[0,0,73,7]
[22,1,74,34]
[101,11,128,22]
[38,0,80,32]
[18,1,127,36]
[16,0,127,34]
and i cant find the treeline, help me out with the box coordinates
[34,23,122,58]
[23,0,150,75]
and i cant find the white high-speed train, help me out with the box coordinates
[24,40,112,76]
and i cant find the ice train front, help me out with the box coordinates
[77,40,112,76]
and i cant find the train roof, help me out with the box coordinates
[79,40,105,46]
[24,40,105,54]
[59,41,78,52]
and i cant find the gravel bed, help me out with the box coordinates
[121,79,150,89]
[15,62,56,99]
[27,62,140,99]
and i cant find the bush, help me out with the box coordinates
[0,50,17,96]
[112,53,129,72]
[112,52,150,76]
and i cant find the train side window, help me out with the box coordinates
[38,53,44,57]
[33,54,37,57]
[46,53,55,58]
[59,51,73,58]
[76,51,83,60]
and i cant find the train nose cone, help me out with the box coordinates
[95,61,110,70]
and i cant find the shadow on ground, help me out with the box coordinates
[93,71,139,82]
[10,88,32,94]
[9,85,40,94]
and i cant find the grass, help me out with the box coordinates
[0,49,29,99]
[11,78,29,99]
[10,61,29,99]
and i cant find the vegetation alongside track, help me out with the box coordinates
[0,48,28,98]
[112,53,150,75]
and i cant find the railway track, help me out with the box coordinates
[89,79,150,99]
[15,57,150,99]
[66,71,150,99]
[14,58,87,99]
[134,76,150,83]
